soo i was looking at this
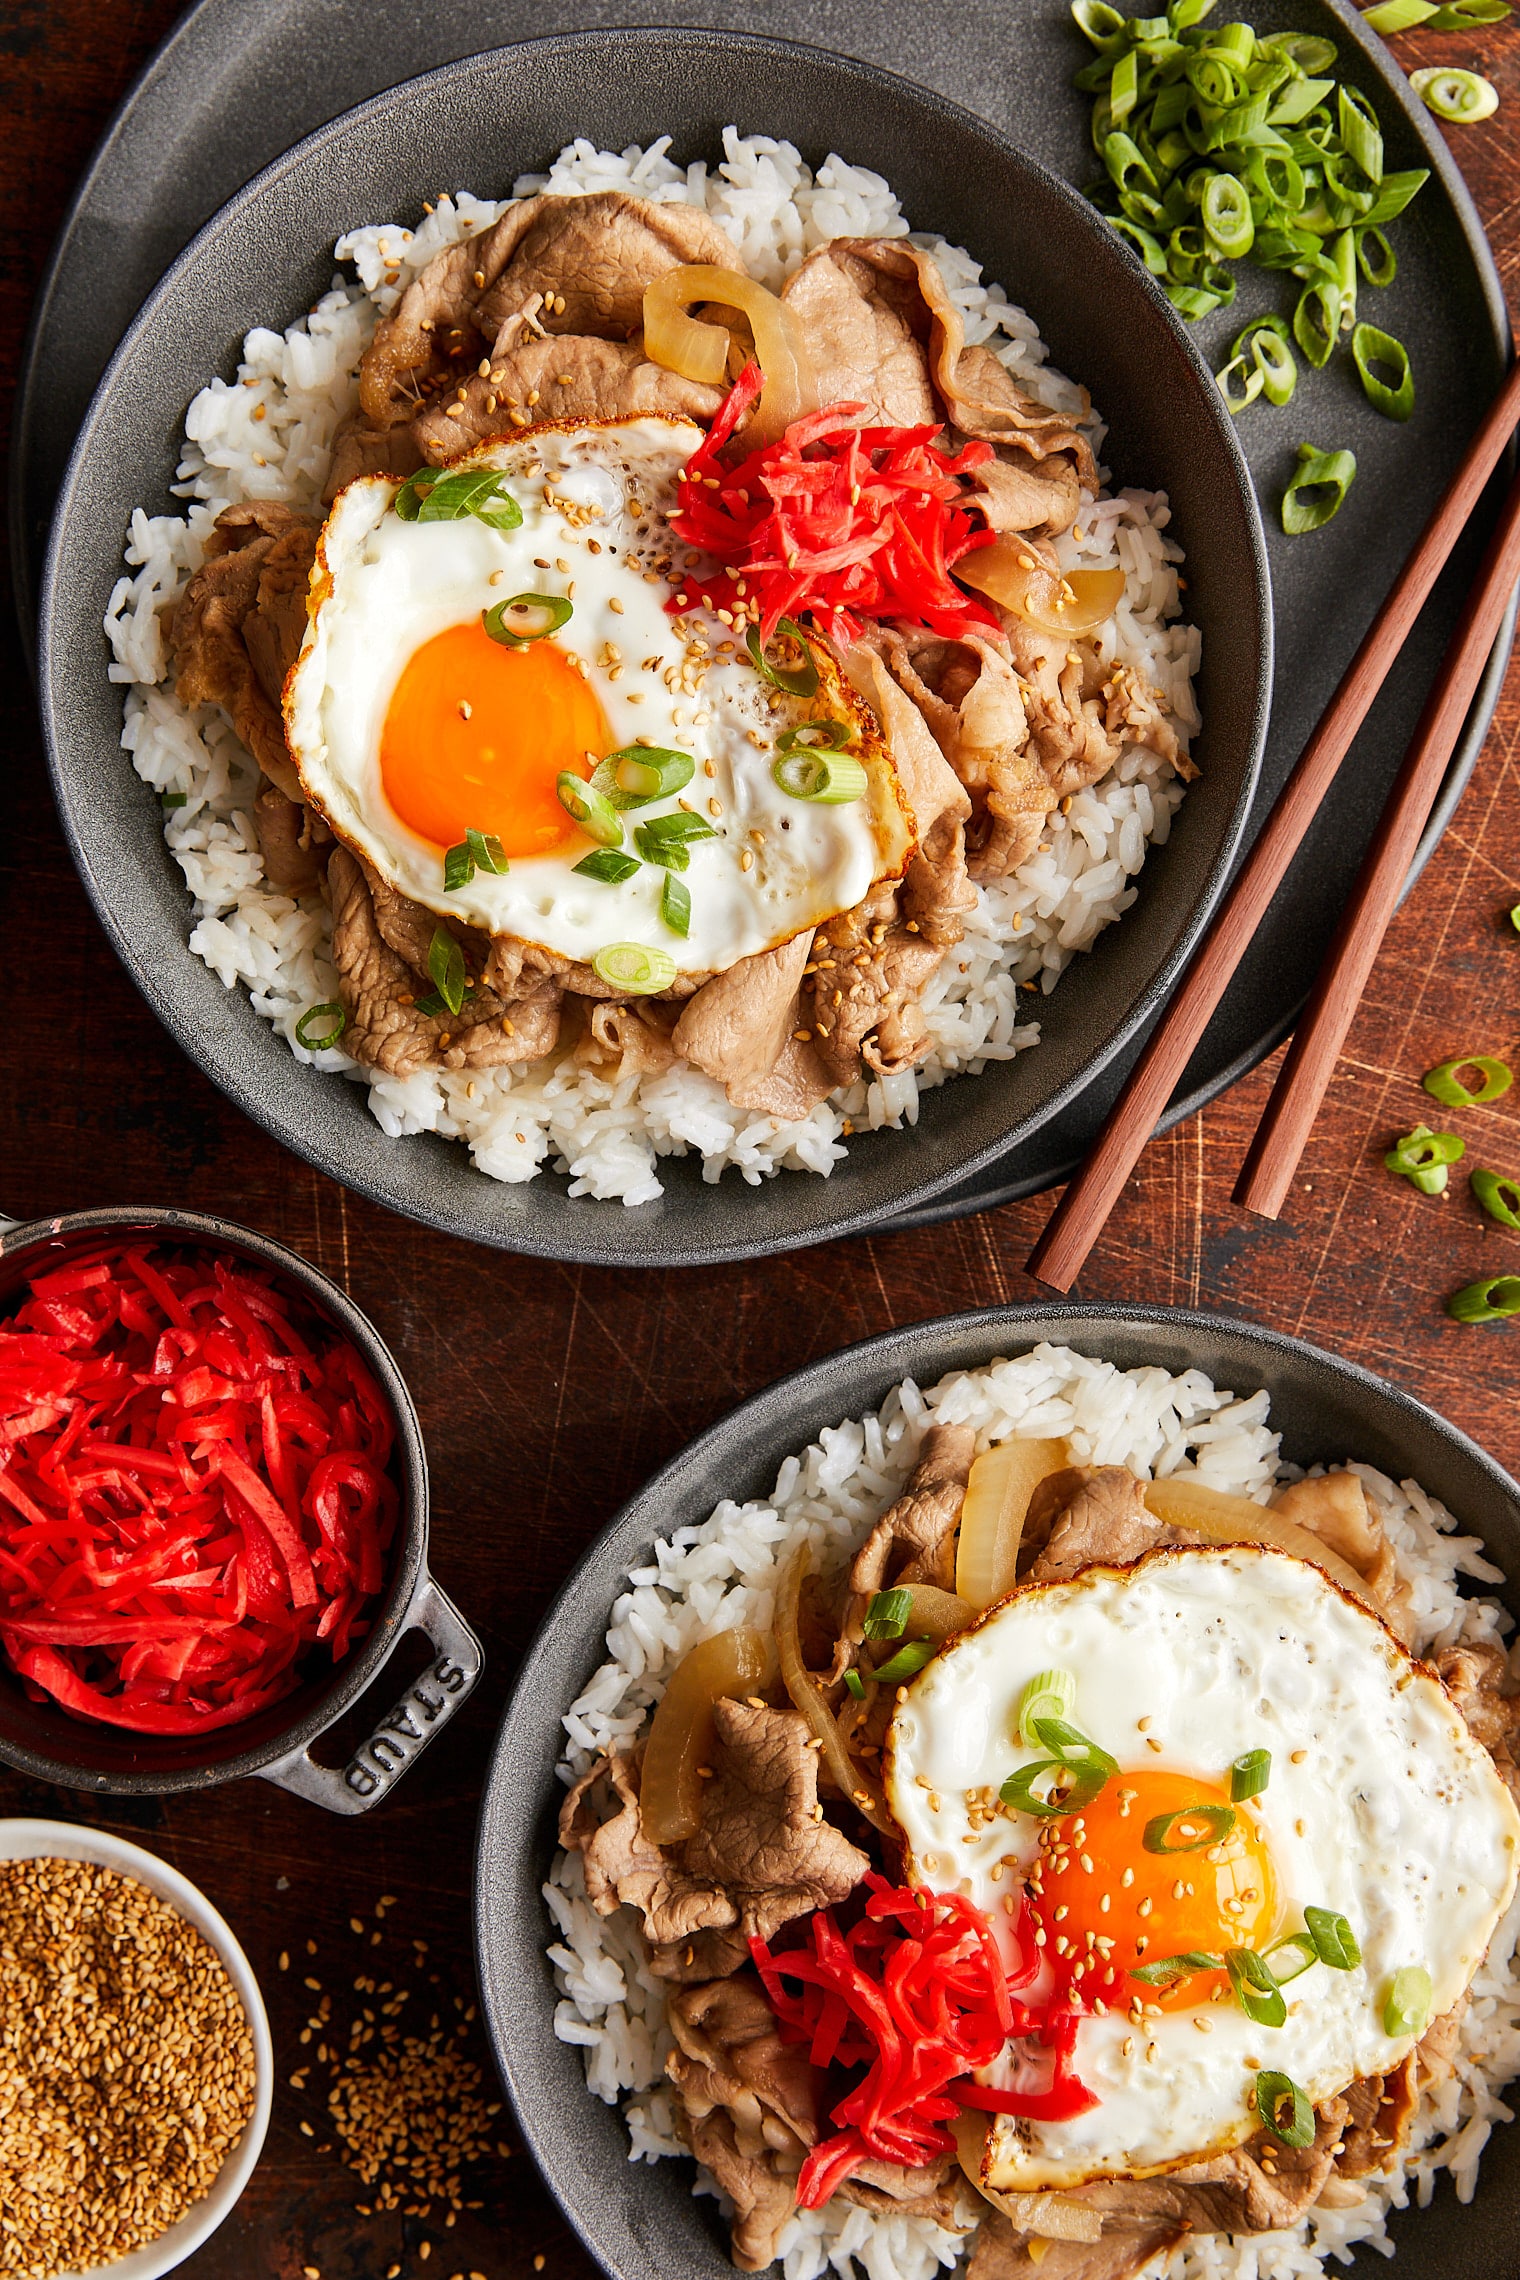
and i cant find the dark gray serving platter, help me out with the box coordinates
[12,0,1513,1244]
[36,30,1270,1265]
[475,1301,1520,2280]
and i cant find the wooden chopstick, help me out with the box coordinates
[1026,354,1520,1294]
[1234,457,1520,1221]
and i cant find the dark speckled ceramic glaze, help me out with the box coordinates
[37,31,1270,1263]
[474,1303,1520,2280]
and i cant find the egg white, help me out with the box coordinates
[885,1543,1520,2188]
[284,418,913,974]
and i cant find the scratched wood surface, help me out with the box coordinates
[1,4,1519,2275]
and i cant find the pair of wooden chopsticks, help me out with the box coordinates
[1028,356,1520,1292]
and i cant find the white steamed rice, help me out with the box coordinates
[544,1343,1520,2280]
[105,131,1201,1207]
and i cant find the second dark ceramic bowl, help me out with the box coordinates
[0,1205,482,1810]
[475,1303,1520,2280]
[39,28,1269,1265]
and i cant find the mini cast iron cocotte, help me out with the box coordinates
[0,1204,482,1813]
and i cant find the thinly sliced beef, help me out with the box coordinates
[1272,1472,1415,1641]
[878,630,1053,879]
[323,416,427,503]
[839,2152,969,2225]
[1437,1640,1520,1800]
[171,501,319,802]
[253,784,329,895]
[850,1423,976,1598]
[411,334,724,463]
[779,244,941,426]
[966,2209,1183,2280]
[1334,2056,1419,2178]
[573,998,682,1078]
[672,930,832,1120]
[969,453,1083,539]
[1023,1466,1165,1580]
[666,1971,817,2272]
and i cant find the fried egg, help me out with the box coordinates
[885,1543,1520,2189]
[284,418,913,974]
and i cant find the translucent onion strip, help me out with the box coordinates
[775,1550,894,1834]
[643,265,819,445]
[956,541,1126,637]
[1141,1476,1379,1610]
[640,1627,774,1844]
[955,1438,1070,1608]
[891,1584,976,1643]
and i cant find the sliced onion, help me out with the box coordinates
[775,1548,894,1835]
[639,1626,773,1845]
[643,264,818,446]
[895,1583,975,1643]
[957,540,1126,638]
[950,2116,1102,2240]
[955,1438,1069,1608]
[1141,1477,1379,1613]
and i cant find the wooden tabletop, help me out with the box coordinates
[1,6,1518,2275]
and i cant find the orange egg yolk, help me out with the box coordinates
[1029,1766,1279,2012]
[378,619,609,858]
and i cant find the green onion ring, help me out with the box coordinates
[660,872,692,938]
[1143,1804,1236,1853]
[1409,66,1498,122]
[873,1639,937,1685]
[1383,1965,1433,2037]
[1356,226,1398,287]
[773,749,868,803]
[612,747,696,801]
[1216,352,1264,414]
[295,1002,347,1050]
[843,1667,868,1702]
[863,1587,913,1641]
[1472,1168,1520,1230]
[1424,1054,1513,1107]
[1447,1275,1520,1324]
[1262,30,1339,70]
[1304,1906,1361,1970]
[1257,2070,1315,2148]
[1019,1668,1078,1747]
[1230,1749,1271,1801]
[1383,1123,1464,1195]
[1282,442,1357,534]
[557,773,625,846]
[1360,0,1437,28]
[1226,1947,1287,2028]
[746,618,820,696]
[1202,171,1254,257]
[1130,1950,1222,1987]
[591,942,677,996]
[1000,1757,1110,1817]
[775,718,853,756]
[482,591,574,647]
[1266,1930,1321,1984]
[573,848,641,884]
[1352,322,1414,420]
[1071,0,1130,50]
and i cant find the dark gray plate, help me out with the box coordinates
[12,0,1512,1245]
[36,30,1269,1265]
[474,1301,1520,2280]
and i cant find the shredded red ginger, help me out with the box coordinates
[751,1874,1098,2208]
[667,361,1002,648]
[0,1243,398,1735]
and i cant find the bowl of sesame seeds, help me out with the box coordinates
[0,1818,273,2280]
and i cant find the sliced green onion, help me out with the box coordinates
[1338,83,1384,182]
[1352,322,1414,420]
[482,592,573,647]
[1269,74,1335,125]
[1202,171,1254,256]
[1384,1123,1465,1195]
[1282,442,1357,534]
[1230,1749,1271,1801]
[1304,1906,1361,1970]
[1261,30,1338,70]
[1447,1275,1520,1324]
[1227,1947,1287,2028]
[1410,65,1498,121]
[634,812,717,871]
[776,718,853,756]
[746,618,819,696]
[1110,44,1141,121]
[1143,1804,1236,1853]
[395,466,522,528]
[874,1639,937,1685]
[1359,169,1430,226]
[864,1587,913,1640]
[1424,1054,1513,1107]
[161,790,188,810]
[1293,282,1341,369]
[1110,216,1168,273]
[1230,316,1297,407]
[773,750,869,803]
[427,927,467,1018]
[1131,1950,1222,1986]
[844,1668,868,1702]
[1019,1668,1078,1747]
[1356,226,1397,286]
[1001,1718,1118,1816]
[590,942,676,996]
[660,872,691,938]
[1361,0,1436,28]
[443,830,508,891]
[1424,0,1511,23]
[295,1002,347,1050]
[1267,1930,1321,1983]
[612,748,695,801]
[1072,0,1131,49]
[1383,1964,1433,2037]
[573,848,641,884]
[1509,902,1520,931]
[1257,2070,1315,2147]
[1216,352,1264,414]
[557,773,624,846]
[1472,1168,1520,1229]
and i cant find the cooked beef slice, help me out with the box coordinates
[672,931,833,1119]
[666,1970,816,2272]
[1271,1472,1415,1641]
[171,500,319,801]
[1437,1639,1520,1801]
[849,1423,977,1598]
[1023,1466,1164,1580]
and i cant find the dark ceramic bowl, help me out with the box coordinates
[475,1303,1520,2280]
[39,28,1269,1267]
[0,1204,482,1810]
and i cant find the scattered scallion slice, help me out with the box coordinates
[874,1639,937,1685]
[1509,903,1520,931]
[1230,1748,1271,1801]
[1356,226,1397,287]
[591,942,676,996]
[1383,1964,1433,2036]
[1143,1803,1236,1852]
[746,617,820,696]
[1019,1667,1078,1747]
[634,812,718,871]
[776,718,854,755]
[1383,1123,1465,1195]
[1304,1906,1361,1970]
[1216,351,1265,414]
[1361,0,1437,30]
[482,591,573,647]
[557,773,624,846]
[443,829,508,891]
[1233,315,1298,407]
[1447,1275,1520,1324]
[1338,83,1384,181]
[1352,322,1414,420]
[427,926,467,1018]
[1409,65,1498,122]
[661,873,692,938]
[844,1668,868,1702]
[1424,1054,1513,1107]
[1424,0,1511,23]
[1001,1718,1118,1816]
[573,848,641,884]
[1282,443,1357,535]
[864,1587,913,1640]
[161,790,188,810]
[1257,2070,1315,2147]
[591,748,696,811]
[395,466,522,528]
[295,1002,347,1050]
[1227,1947,1287,2027]
[1267,1929,1321,1983]
[773,749,869,803]
[1131,1950,1223,1986]
[1472,1168,1520,1229]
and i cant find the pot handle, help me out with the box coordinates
[259,1574,484,1815]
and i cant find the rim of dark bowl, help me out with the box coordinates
[473,1299,1520,2280]
[39,28,1272,1267]
[0,1204,429,1792]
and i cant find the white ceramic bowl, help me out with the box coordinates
[0,1818,274,2279]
